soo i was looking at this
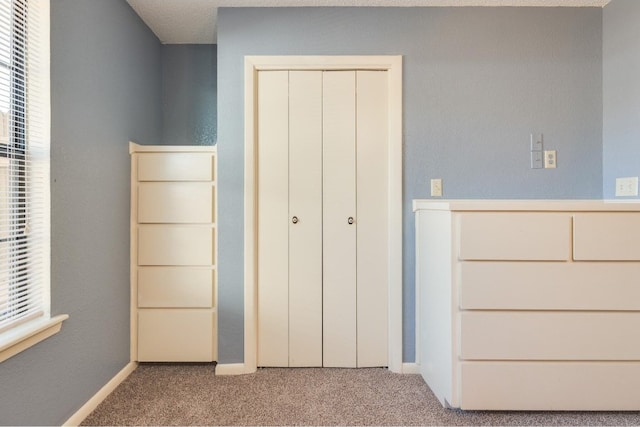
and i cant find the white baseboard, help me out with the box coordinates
[215,362,254,375]
[402,362,420,374]
[62,361,138,426]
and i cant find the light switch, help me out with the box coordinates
[530,134,543,152]
[531,151,543,169]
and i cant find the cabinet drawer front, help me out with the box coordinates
[574,213,640,260]
[137,309,215,362]
[138,226,214,266]
[458,213,571,260]
[137,153,214,181]
[460,262,640,310]
[461,312,640,360]
[138,182,214,223]
[460,362,640,410]
[138,267,214,308]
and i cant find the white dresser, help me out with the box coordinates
[414,200,640,410]
[130,143,217,362]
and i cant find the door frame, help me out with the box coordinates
[243,56,403,374]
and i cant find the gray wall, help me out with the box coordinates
[216,7,603,363]
[603,0,640,199]
[0,1,162,425]
[162,44,217,145]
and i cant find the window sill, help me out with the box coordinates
[0,314,69,363]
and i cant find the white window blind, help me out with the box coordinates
[0,0,50,335]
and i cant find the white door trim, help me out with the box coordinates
[243,55,403,374]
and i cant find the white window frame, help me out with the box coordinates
[0,0,67,364]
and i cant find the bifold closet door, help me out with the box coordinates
[257,70,323,367]
[356,70,389,367]
[257,69,389,368]
[323,70,389,368]
[323,71,358,367]
[288,71,323,367]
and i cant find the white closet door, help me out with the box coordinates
[323,71,357,368]
[289,71,323,367]
[356,71,389,367]
[257,71,290,367]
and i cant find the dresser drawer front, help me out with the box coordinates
[461,312,640,360]
[138,267,214,308]
[138,182,214,223]
[138,153,214,181]
[137,309,215,362]
[574,213,640,260]
[138,225,214,266]
[460,262,640,310]
[458,213,571,260]
[460,362,640,410]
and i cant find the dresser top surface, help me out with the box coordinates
[413,199,640,212]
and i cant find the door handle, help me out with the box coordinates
[292,216,299,224]
[348,217,354,225]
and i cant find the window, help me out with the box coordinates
[0,0,65,363]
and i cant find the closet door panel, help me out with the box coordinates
[323,71,357,368]
[257,71,290,367]
[288,71,323,367]
[356,71,389,367]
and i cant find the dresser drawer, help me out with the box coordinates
[138,267,214,308]
[460,262,640,310]
[458,213,571,260]
[137,309,215,362]
[137,153,214,181]
[138,182,214,223]
[460,312,640,360]
[574,213,640,260]
[138,225,214,266]
[460,362,640,410]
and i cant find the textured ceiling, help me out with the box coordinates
[126,0,612,44]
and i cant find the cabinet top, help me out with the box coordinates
[129,142,217,154]
[412,199,640,212]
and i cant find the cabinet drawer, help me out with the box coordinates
[460,312,640,360]
[574,213,640,260]
[460,362,640,410]
[137,153,214,181]
[138,225,214,266]
[137,309,215,362]
[138,182,214,223]
[138,267,214,308]
[458,213,571,260]
[460,262,640,310]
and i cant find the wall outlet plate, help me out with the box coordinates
[616,177,639,197]
[544,150,557,169]
[430,178,442,197]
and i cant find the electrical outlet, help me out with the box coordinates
[616,177,639,197]
[430,179,442,197]
[544,150,557,169]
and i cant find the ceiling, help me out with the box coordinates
[126,0,612,44]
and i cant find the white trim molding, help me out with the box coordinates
[0,314,68,364]
[244,55,403,374]
[62,362,138,426]
[215,363,248,376]
[402,363,421,374]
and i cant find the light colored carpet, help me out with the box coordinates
[81,364,640,426]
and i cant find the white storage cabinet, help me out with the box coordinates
[130,143,217,362]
